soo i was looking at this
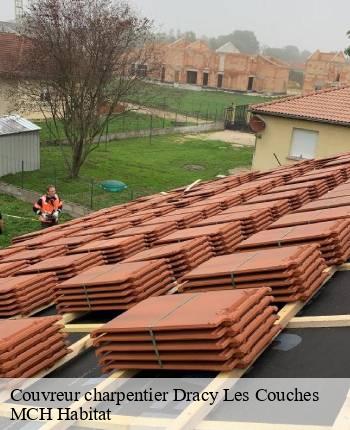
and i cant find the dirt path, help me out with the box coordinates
[124,103,210,124]
[185,130,256,147]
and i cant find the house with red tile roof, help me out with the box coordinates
[249,86,350,170]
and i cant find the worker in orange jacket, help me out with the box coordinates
[33,185,63,228]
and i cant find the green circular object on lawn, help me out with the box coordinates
[100,180,127,193]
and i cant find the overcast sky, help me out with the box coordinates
[1,0,350,52]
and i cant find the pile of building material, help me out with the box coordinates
[168,202,222,219]
[69,236,146,264]
[268,207,350,229]
[0,261,28,277]
[124,237,214,279]
[0,273,58,317]
[91,289,280,372]
[237,219,350,265]
[39,233,104,251]
[141,211,204,229]
[295,196,350,212]
[246,189,311,210]
[156,222,243,255]
[180,245,327,302]
[111,222,178,247]
[69,222,132,238]
[17,252,105,281]
[54,260,175,313]
[194,209,273,238]
[266,179,329,200]
[287,170,344,189]
[204,193,242,209]
[0,317,69,377]
[0,246,66,265]
[222,201,290,220]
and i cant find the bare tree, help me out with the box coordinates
[12,0,156,178]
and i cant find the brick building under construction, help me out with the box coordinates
[154,39,290,95]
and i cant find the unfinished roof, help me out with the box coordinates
[0,115,41,136]
[308,50,346,63]
[216,42,240,54]
[251,86,350,126]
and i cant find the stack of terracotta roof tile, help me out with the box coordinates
[0,261,28,277]
[0,246,25,261]
[229,185,260,202]
[131,206,173,217]
[54,260,175,312]
[156,222,243,255]
[124,237,214,279]
[315,156,339,169]
[170,202,223,218]
[0,246,66,265]
[106,213,155,227]
[223,200,290,220]
[323,157,350,169]
[91,289,281,372]
[180,245,327,302]
[141,211,204,229]
[287,170,344,189]
[166,195,203,208]
[69,236,146,264]
[315,166,350,181]
[0,273,58,317]
[0,317,69,377]
[266,179,329,200]
[39,233,104,251]
[111,222,178,247]
[246,189,311,210]
[70,222,132,239]
[194,209,273,238]
[17,252,105,281]
[295,196,350,212]
[318,182,350,199]
[205,193,242,209]
[268,207,350,229]
[10,231,64,250]
[236,219,350,266]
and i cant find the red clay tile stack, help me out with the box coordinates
[180,245,327,302]
[236,219,350,266]
[0,273,58,317]
[141,211,204,229]
[287,170,345,189]
[0,261,28,277]
[168,202,222,218]
[266,179,329,200]
[124,237,214,279]
[0,246,66,265]
[69,236,146,264]
[0,317,69,377]
[194,208,273,238]
[223,201,290,220]
[246,189,311,210]
[91,289,281,372]
[69,222,132,238]
[295,195,350,212]
[39,233,104,250]
[268,207,350,229]
[0,246,26,260]
[204,193,242,209]
[111,222,178,247]
[17,252,105,281]
[54,260,175,312]
[156,222,243,255]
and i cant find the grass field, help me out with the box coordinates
[36,111,183,142]
[126,82,274,120]
[0,194,71,248]
[3,134,254,209]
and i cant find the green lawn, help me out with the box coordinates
[0,194,71,247]
[126,82,274,120]
[35,111,186,142]
[3,134,254,210]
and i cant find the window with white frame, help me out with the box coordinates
[289,128,319,159]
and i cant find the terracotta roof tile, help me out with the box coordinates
[251,86,350,126]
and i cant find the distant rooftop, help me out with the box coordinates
[216,42,240,54]
[0,116,41,136]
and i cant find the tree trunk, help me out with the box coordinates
[70,141,84,178]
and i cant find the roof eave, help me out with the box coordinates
[249,110,350,128]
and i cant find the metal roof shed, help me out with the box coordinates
[0,115,41,177]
